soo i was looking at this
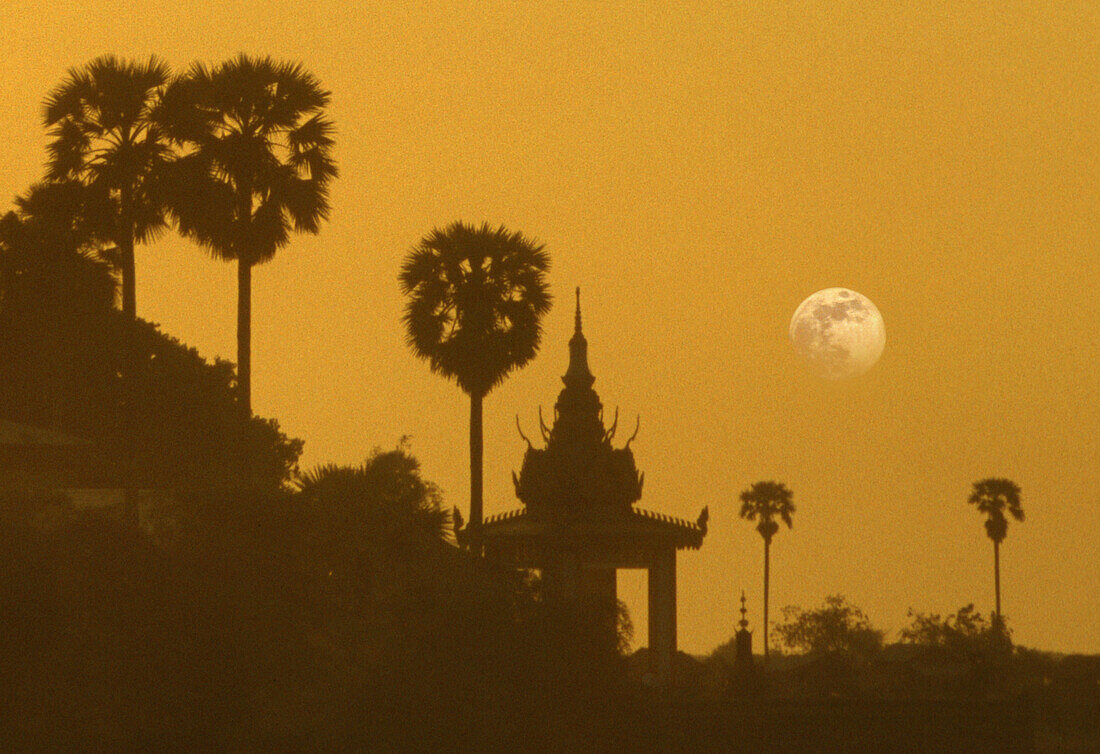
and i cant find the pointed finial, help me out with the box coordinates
[574,286,582,335]
[739,590,749,630]
[563,285,594,388]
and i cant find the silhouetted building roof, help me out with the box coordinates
[477,289,707,560]
[0,419,119,489]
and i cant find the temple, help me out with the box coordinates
[475,288,707,684]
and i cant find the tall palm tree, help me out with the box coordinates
[967,478,1024,622]
[159,55,337,415]
[399,221,551,550]
[739,480,795,660]
[42,55,173,320]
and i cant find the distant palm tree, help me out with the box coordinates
[739,480,795,660]
[42,55,172,320]
[399,221,551,550]
[159,55,337,416]
[967,478,1023,622]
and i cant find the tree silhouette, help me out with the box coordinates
[0,182,116,314]
[399,221,551,549]
[0,183,116,429]
[42,55,172,320]
[159,55,337,415]
[967,478,1024,622]
[774,595,882,658]
[739,480,794,660]
[295,446,451,564]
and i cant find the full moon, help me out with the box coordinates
[789,288,885,379]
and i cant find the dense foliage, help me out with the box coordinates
[773,595,884,659]
[0,184,301,491]
[0,448,635,748]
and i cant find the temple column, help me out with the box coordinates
[544,550,581,600]
[648,547,677,686]
[580,566,617,603]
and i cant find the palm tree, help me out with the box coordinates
[42,55,173,320]
[295,447,452,624]
[399,221,551,550]
[296,447,451,560]
[159,55,337,415]
[739,480,795,660]
[967,478,1024,622]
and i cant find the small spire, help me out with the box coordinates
[574,287,582,335]
[563,285,594,389]
[739,590,749,630]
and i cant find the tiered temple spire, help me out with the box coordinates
[513,288,643,514]
[478,288,707,686]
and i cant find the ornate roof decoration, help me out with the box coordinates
[480,505,706,551]
[471,288,707,556]
[512,288,644,517]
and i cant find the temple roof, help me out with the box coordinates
[476,289,708,554]
[510,288,644,515]
[481,505,706,551]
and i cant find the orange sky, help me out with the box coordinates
[2,1,1097,654]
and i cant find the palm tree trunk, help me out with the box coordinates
[238,259,252,418]
[120,235,136,320]
[763,537,770,662]
[119,179,137,320]
[993,539,1001,620]
[469,391,483,553]
[119,201,139,525]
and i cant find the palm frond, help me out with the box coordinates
[968,477,1023,540]
[399,221,552,396]
[162,55,335,269]
[739,480,795,538]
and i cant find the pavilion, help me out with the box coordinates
[473,289,707,684]
[0,419,152,526]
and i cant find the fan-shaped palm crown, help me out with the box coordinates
[968,478,1023,544]
[42,55,173,318]
[158,55,336,415]
[159,54,337,266]
[399,221,552,398]
[739,480,795,544]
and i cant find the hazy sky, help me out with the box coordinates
[2,1,1097,654]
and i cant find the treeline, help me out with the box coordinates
[699,596,1099,749]
[0,449,637,748]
